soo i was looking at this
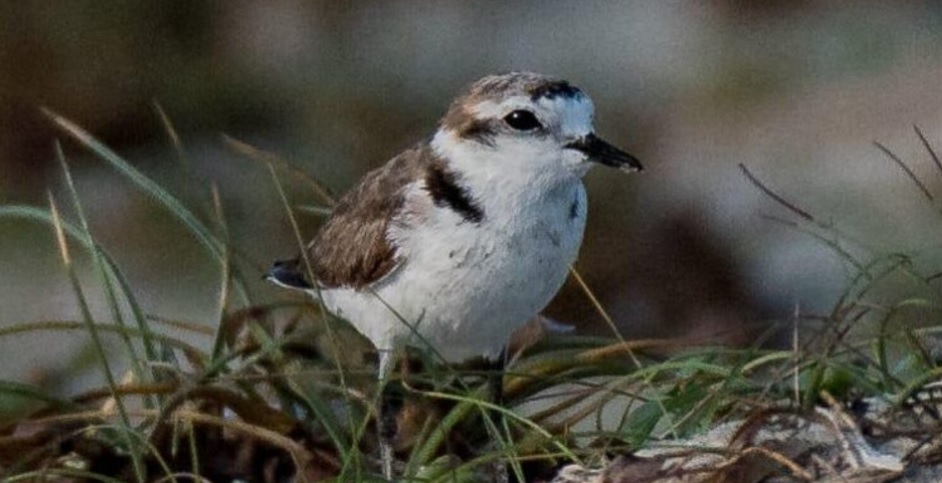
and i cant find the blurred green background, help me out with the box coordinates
[3,0,942,393]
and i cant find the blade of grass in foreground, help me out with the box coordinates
[410,388,580,469]
[209,184,233,362]
[55,143,150,386]
[0,205,167,373]
[42,108,251,308]
[48,193,146,483]
[268,165,362,475]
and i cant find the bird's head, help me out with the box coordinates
[433,72,643,179]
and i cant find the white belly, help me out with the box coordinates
[317,181,587,362]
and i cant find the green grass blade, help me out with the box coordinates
[0,204,167,369]
[268,164,364,469]
[42,108,251,307]
[48,193,146,483]
[54,142,149,383]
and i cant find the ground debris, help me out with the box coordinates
[551,391,942,483]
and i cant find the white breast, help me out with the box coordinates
[317,177,587,362]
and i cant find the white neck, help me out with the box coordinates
[430,129,584,209]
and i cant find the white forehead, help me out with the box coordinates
[471,93,595,137]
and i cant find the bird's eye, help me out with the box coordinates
[503,110,542,131]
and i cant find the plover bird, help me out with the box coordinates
[268,71,642,475]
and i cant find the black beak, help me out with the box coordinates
[566,133,643,172]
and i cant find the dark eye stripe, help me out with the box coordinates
[456,118,498,146]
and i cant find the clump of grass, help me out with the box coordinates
[1,110,941,482]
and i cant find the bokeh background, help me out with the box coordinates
[3,0,942,393]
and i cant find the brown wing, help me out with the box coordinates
[300,143,434,289]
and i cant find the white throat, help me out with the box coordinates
[430,128,587,208]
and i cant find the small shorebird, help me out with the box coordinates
[268,72,642,477]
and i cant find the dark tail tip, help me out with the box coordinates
[265,258,313,290]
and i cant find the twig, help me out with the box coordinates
[914,125,942,177]
[738,164,815,222]
[874,141,934,202]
